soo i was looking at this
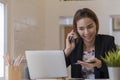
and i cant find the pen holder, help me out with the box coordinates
[5,65,22,80]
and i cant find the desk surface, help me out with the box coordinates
[23,78,109,80]
[69,78,109,80]
[23,79,109,80]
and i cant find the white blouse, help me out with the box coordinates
[82,50,95,79]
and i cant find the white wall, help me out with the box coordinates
[7,0,45,58]
[103,0,120,45]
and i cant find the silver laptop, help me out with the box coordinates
[25,50,67,79]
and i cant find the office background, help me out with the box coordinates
[4,0,120,79]
[6,0,120,57]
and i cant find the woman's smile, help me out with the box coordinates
[77,18,97,43]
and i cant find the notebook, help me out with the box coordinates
[25,50,67,79]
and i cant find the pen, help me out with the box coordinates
[17,55,24,66]
[14,54,21,66]
[3,53,11,66]
[14,54,24,66]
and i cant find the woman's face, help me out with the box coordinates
[76,17,97,43]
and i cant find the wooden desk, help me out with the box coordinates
[22,79,109,80]
[69,79,109,80]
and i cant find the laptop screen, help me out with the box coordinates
[25,50,67,79]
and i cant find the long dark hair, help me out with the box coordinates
[73,8,99,34]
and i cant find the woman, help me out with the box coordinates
[64,8,116,79]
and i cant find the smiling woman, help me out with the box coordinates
[64,8,116,79]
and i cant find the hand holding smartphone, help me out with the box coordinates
[69,29,78,43]
[64,29,78,57]
[76,60,95,65]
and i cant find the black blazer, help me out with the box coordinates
[65,34,116,79]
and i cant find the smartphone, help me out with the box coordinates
[69,29,78,43]
[86,62,96,64]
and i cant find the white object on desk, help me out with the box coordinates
[25,50,67,80]
[69,78,109,80]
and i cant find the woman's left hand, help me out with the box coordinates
[77,58,102,68]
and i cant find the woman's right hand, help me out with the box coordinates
[64,30,76,57]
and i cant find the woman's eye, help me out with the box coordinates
[78,27,84,30]
[87,25,93,29]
